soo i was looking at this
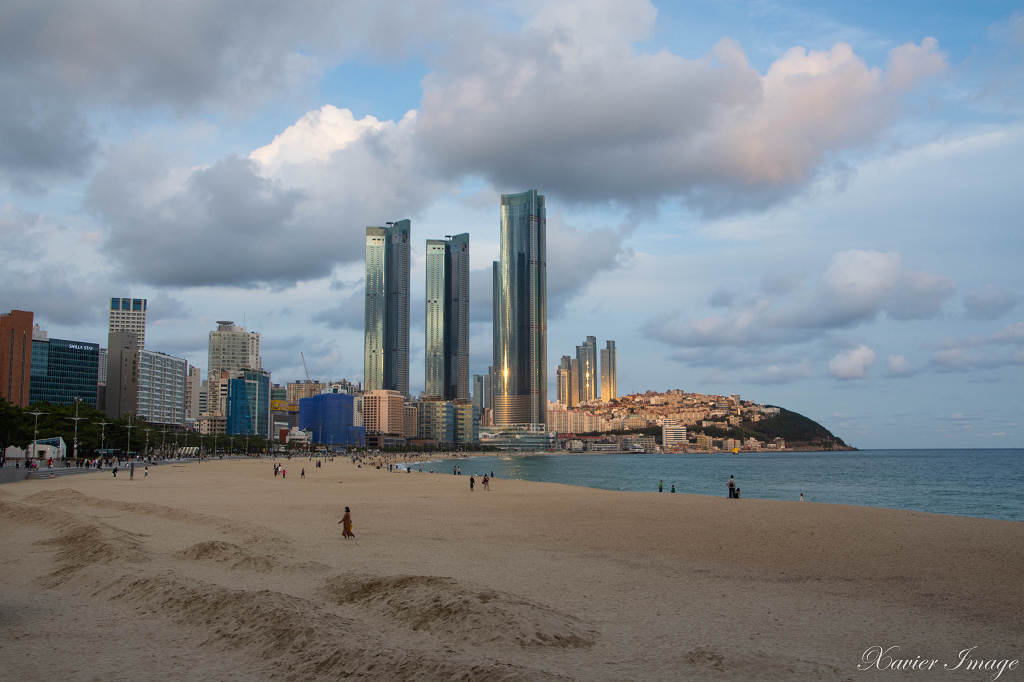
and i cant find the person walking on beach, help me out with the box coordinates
[800,492,804,502]
[339,507,355,538]
[482,475,489,490]
[282,469,286,479]
[671,484,675,493]
[727,475,736,498]
[659,479,663,493]
[130,462,134,480]
[470,476,475,491]
[301,468,305,478]
[144,466,148,478]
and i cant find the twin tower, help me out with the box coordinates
[363,190,547,429]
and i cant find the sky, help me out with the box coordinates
[2,0,1023,449]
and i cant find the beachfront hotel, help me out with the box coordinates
[492,190,547,428]
[364,220,410,397]
[424,233,470,401]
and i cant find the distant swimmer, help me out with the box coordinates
[339,507,355,538]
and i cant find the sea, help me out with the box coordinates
[408,449,1024,522]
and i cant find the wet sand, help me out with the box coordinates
[1,457,1021,680]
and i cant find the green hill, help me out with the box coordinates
[694,407,849,449]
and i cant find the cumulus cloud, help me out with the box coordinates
[643,249,955,348]
[0,265,106,326]
[744,360,814,385]
[828,344,876,380]
[929,321,1024,371]
[963,285,1020,319]
[88,109,444,287]
[885,353,918,378]
[417,0,945,213]
[312,287,365,330]
[0,0,455,189]
[546,214,633,317]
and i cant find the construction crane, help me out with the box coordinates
[300,352,312,383]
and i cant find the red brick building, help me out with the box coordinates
[1,310,34,407]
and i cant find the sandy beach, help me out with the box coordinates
[1,457,1021,681]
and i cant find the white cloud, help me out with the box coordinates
[964,285,1020,320]
[828,344,876,379]
[929,321,1024,371]
[885,353,917,378]
[643,249,955,348]
[250,106,390,173]
[417,0,945,213]
[744,360,814,384]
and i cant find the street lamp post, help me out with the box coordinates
[97,421,111,454]
[66,398,86,464]
[125,415,134,462]
[28,410,49,463]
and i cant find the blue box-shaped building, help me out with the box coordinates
[298,393,365,446]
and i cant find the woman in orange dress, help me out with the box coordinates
[339,507,355,538]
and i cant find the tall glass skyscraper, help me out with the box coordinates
[576,336,597,404]
[364,220,410,396]
[425,233,469,400]
[600,340,617,402]
[492,190,546,427]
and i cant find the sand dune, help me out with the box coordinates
[1,457,1021,680]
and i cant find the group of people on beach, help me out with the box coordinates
[469,474,491,491]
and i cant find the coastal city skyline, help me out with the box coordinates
[1,1,1022,449]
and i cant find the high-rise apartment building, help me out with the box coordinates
[0,310,33,407]
[364,220,410,396]
[185,365,203,421]
[137,350,188,425]
[492,190,547,428]
[109,297,147,349]
[576,336,597,404]
[425,233,470,400]
[208,321,260,376]
[556,355,573,407]
[472,374,485,410]
[600,340,617,402]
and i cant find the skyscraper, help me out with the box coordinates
[600,340,617,402]
[472,374,485,410]
[425,233,469,400]
[556,355,575,407]
[109,297,147,349]
[208,321,261,376]
[492,190,546,427]
[576,336,597,404]
[364,220,410,397]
